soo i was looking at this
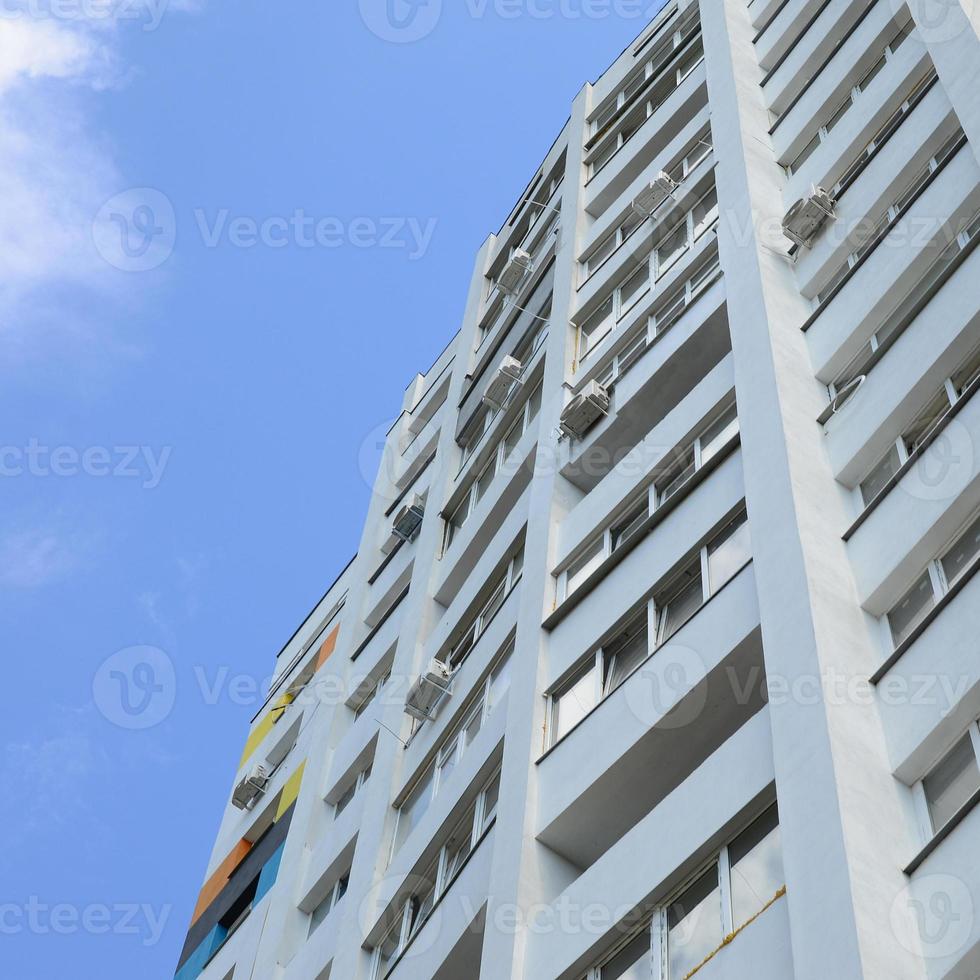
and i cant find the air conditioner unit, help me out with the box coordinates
[496,249,533,295]
[560,381,610,440]
[232,764,269,811]
[391,494,425,544]
[405,659,453,722]
[482,356,524,410]
[632,172,679,218]
[782,187,836,249]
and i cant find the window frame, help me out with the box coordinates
[582,804,783,980]
[913,724,980,843]
[373,768,502,980]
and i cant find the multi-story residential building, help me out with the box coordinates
[174,1,980,977]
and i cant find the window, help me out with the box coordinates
[816,131,965,306]
[825,209,980,416]
[392,646,512,855]
[444,548,524,669]
[785,14,916,176]
[577,187,718,364]
[354,670,390,720]
[550,516,750,746]
[557,402,739,603]
[832,72,937,196]
[587,17,703,178]
[580,130,712,284]
[588,249,722,383]
[583,806,784,980]
[308,871,350,937]
[885,509,980,647]
[333,763,371,820]
[921,732,980,834]
[856,342,980,509]
[655,515,751,643]
[445,386,542,551]
[374,769,501,979]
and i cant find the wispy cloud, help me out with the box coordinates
[0,523,94,588]
[0,8,197,350]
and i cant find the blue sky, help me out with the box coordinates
[0,2,664,976]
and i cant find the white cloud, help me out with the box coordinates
[0,10,195,349]
[0,523,93,587]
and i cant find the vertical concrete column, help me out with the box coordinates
[700,1,927,978]
[907,0,980,157]
[477,86,592,980]
[321,239,493,980]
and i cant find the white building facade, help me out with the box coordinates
[175,2,980,978]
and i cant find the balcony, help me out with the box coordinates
[755,0,830,71]
[825,253,980,485]
[586,61,708,218]
[805,145,980,377]
[879,568,980,780]
[538,564,762,868]
[527,707,777,977]
[561,277,729,493]
[847,389,980,613]
[780,37,930,207]
[794,85,957,296]
[763,0,889,116]
[556,354,735,571]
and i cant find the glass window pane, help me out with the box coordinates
[587,233,618,276]
[656,223,689,279]
[591,137,618,176]
[407,869,437,940]
[658,448,696,503]
[667,868,722,980]
[567,536,606,595]
[941,513,980,588]
[924,735,980,833]
[601,930,650,980]
[437,737,459,788]
[480,578,507,632]
[376,916,402,973]
[580,296,615,358]
[951,345,980,399]
[335,779,357,817]
[658,563,703,643]
[463,703,483,748]
[488,648,513,711]
[611,502,648,552]
[729,807,784,929]
[904,389,952,455]
[860,444,903,507]
[394,767,434,853]
[789,131,821,173]
[708,518,752,593]
[553,661,599,742]
[604,616,650,693]
[857,54,887,93]
[699,404,738,464]
[442,805,476,884]
[692,187,718,239]
[526,382,543,424]
[475,457,497,503]
[618,262,651,318]
[618,330,648,376]
[481,771,500,830]
[888,572,936,647]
